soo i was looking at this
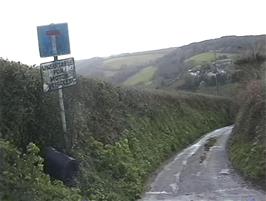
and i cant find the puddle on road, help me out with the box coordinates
[140,126,265,201]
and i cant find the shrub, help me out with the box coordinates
[0,139,82,201]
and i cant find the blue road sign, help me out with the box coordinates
[37,23,71,57]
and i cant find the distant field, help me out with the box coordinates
[123,66,157,86]
[185,52,235,66]
[103,50,171,70]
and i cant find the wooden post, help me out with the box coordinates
[214,51,219,95]
[54,56,69,150]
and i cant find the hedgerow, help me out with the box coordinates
[0,59,235,200]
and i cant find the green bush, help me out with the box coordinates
[0,59,64,149]
[0,139,82,201]
[229,80,266,189]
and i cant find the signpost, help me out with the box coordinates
[37,23,70,57]
[40,57,77,92]
[37,23,76,151]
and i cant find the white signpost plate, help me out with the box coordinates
[40,57,77,92]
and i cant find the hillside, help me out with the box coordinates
[76,48,175,85]
[0,59,235,201]
[76,35,266,97]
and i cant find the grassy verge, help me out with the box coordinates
[229,80,266,190]
[196,83,240,98]
[65,79,235,200]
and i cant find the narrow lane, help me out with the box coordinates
[140,126,266,201]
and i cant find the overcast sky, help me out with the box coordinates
[0,0,265,65]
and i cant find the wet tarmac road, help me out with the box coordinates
[140,126,266,201]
